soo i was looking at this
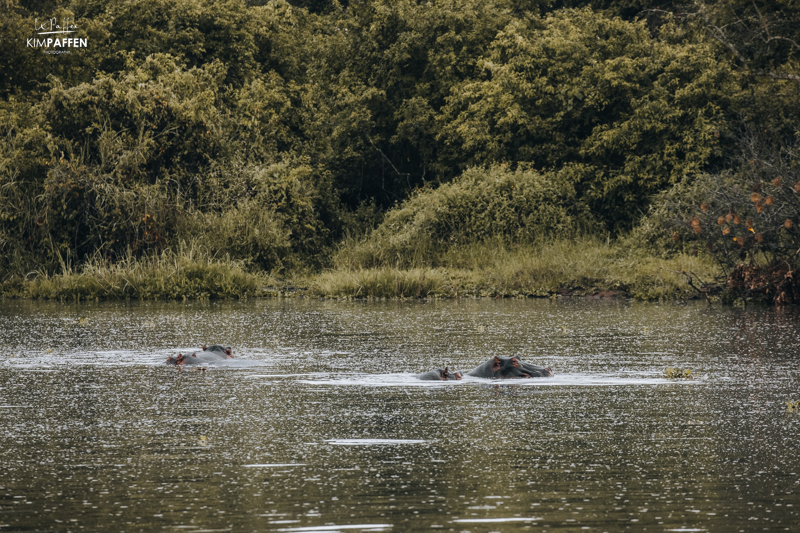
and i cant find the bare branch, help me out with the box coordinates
[753,71,800,83]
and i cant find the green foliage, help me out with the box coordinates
[1,0,798,304]
[305,0,528,205]
[314,238,719,299]
[24,243,269,300]
[643,126,800,268]
[437,9,733,230]
[1,55,230,269]
[337,165,597,268]
[93,0,259,86]
[0,47,339,275]
[41,54,228,181]
[663,367,693,379]
[0,3,109,98]
[554,0,662,20]
[187,159,341,271]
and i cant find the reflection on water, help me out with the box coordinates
[1,298,799,532]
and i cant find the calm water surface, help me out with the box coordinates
[1,298,799,532]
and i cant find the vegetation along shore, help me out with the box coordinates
[2,0,799,304]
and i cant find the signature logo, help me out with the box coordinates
[27,17,87,52]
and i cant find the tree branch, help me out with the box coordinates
[753,71,800,83]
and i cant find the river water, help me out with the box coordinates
[1,298,798,532]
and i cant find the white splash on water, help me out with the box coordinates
[452,517,543,523]
[243,463,306,467]
[326,439,427,446]
[297,372,697,387]
[275,525,392,532]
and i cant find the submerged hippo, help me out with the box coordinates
[166,344,234,366]
[467,355,553,379]
[420,356,553,380]
[418,367,463,381]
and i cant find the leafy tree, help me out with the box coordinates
[437,8,735,231]
[685,0,800,85]
[305,0,535,206]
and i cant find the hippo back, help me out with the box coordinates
[467,356,552,378]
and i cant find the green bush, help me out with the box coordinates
[634,126,800,304]
[186,159,341,272]
[436,8,734,231]
[0,52,340,276]
[640,127,800,268]
[336,165,597,269]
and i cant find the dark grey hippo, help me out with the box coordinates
[166,344,234,366]
[466,355,553,378]
[418,367,463,381]
[420,356,552,380]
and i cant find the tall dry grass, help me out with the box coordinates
[312,238,720,300]
[23,242,277,300]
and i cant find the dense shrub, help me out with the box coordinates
[437,9,734,230]
[2,0,799,305]
[336,165,597,268]
[0,52,338,275]
[636,126,800,303]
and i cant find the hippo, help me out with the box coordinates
[418,367,463,381]
[166,344,234,366]
[467,355,553,379]
[420,356,553,380]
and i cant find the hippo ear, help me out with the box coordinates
[493,356,502,371]
[510,357,521,368]
[202,345,207,351]
[192,352,197,357]
[442,367,449,377]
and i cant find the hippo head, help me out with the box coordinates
[438,367,462,380]
[492,356,553,378]
[418,367,463,381]
[167,353,188,366]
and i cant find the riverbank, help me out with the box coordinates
[309,240,718,301]
[0,240,720,302]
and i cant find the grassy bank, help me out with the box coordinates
[0,239,720,302]
[311,239,720,301]
[1,245,286,301]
